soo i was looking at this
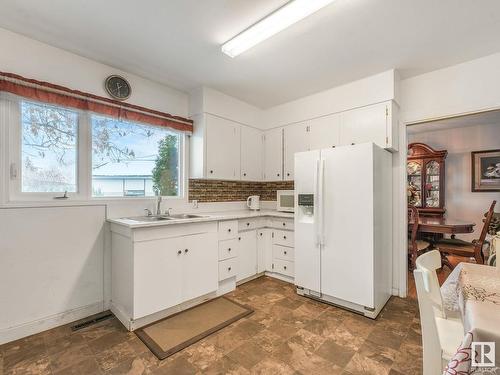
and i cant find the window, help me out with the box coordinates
[7,98,184,201]
[20,101,78,193]
[91,115,181,197]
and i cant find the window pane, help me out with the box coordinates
[21,102,78,192]
[91,116,180,197]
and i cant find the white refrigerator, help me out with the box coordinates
[294,142,392,318]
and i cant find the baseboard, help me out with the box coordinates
[0,301,104,345]
[264,271,294,284]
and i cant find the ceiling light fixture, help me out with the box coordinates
[221,0,336,58]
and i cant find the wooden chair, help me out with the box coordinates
[414,250,464,375]
[436,200,497,268]
[409,206,431,270]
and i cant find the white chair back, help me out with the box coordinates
[414,250,446,374]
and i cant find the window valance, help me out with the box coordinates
[0,71,193,133]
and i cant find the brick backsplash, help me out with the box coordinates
[188,179,294,202]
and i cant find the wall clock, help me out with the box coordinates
[105,75,131,100]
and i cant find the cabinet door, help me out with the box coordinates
[283,122,309,180]
[236,230,257,282]
[263,128,283,181]
[340,102,388,148]
[309,114,341,150]
[182,232,218,301]
[206,114,241,179]
[134,237,183,318]
[257,228,272,273]
[241,126,263,181]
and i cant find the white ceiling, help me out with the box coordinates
[407,110,500,134]
[1,0,500,108]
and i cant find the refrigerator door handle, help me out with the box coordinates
[318,159,325,246]
[314,159,320,247]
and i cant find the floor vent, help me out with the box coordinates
[71,312,113,331]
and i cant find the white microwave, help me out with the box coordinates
[276,190,295,212]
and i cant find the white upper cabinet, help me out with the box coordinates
[205,114,241,179]
[240,126,263,180]
[263,127,283,181]
[283,122,309,180]
[308,114,341,150]
[339,100,398,151]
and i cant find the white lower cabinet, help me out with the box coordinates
[111,223,218,323]
[134,236,184,319]
[236,230,258,282]
[257,228,273,273]
[182,233,219,302]
[271,229,295,279]
[134,231,218,319]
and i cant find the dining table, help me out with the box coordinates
[441,262,500,372]
[408,216,476,235]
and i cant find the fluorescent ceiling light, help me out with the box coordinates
[221,0,336,58]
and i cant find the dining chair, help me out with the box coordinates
[409,205,431,270]
[436,200,497,268]
[414,250,464,375]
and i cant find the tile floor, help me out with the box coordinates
[0,276,423,375]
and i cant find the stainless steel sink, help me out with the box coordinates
[168,214,207,219]
[124,215,173,222]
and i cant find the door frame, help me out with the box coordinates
[397,106,500,298]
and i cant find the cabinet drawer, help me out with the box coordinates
[273,258,294,278]
[272,244,294,262]
[219,258,237,281]
[238,218,263,232]
[270,218,294,230]
[273,230,294,247]
[218,220,238,240]
[218,239,238,260]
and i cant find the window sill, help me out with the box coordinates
[1,196,186,209]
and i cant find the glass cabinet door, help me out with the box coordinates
[424,160,440,208]
[407,161,422,207]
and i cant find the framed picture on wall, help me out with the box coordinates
[471,149,500,192]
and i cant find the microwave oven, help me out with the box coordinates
[276,190,294,212]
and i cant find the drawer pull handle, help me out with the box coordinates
[210,170,214,174]
[277,173,280,177]
[184,249,189,253]
[228,248,231,252]
[243,173,247,176]
[282,222,286,226]
[228,228,231,232]
[287,173,290,176]
[228,267,232,271]
[284,266,287,270]
[283,236,287,240]
[177,250,182,255]
[238,237,241,241]
[246,222,250,226]
[284,251,287,255]
[260,232,263,236]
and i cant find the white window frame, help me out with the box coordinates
[2,95,187,203]
[88,113,186,201]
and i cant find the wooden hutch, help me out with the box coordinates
[407,143,448,217]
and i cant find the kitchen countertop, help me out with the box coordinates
[107,209,294,229]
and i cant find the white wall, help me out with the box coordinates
[189,86,264,128]
[409,124,500,242]
[263,69,399,128]
[0,27,188,117]
[401,52,500,124]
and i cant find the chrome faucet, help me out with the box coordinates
[156,195,162,215]
[144,208,153,216]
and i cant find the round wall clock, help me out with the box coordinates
[104,75,131,100]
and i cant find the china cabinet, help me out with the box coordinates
[407,143,447,217]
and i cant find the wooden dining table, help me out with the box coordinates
[408,216,476,235]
